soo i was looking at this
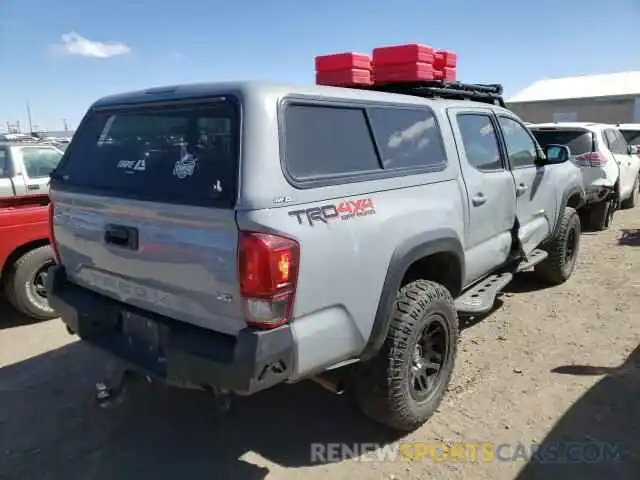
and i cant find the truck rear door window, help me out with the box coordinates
[57,99,239,207]
[531,129,594,156]
[21,147,63,178]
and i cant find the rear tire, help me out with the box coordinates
[534,207,581,285]
[3,246,57,320]
[620,176,639,209]
[351,280,459,432]
[584,199,613,231]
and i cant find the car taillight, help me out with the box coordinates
[48,202,62,264]
[575,152,607,167]
[238,231,300,329]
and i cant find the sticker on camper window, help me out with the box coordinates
[210,179,223,193]
[117,158,146,171]
[117,159,135,169]
[133,159,146,171]
[173,152,198,179]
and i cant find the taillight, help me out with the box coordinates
[575,152,607,167]
[238,231,300,329]
[48,202,62,264]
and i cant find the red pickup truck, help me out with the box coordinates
[1,140,63,320]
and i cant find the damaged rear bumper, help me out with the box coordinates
[45,265,295,395]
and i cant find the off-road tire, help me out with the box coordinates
[620,176,639,209]
[534,207,581,285]
[584,200,613,231]
[351,280,459,432]
[3,246,57,320]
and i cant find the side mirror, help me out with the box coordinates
[627,144,638,155]
[539,144,570,165]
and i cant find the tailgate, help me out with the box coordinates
[50,96,245,335]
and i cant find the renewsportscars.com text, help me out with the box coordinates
[310,442,624,464]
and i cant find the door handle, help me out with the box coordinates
[516,183,528,195]
[471,193,487,206]
[104,224,139,250]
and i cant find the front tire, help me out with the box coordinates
[3,246,57,320]
[534,207,581,285]
[351,280,459,432]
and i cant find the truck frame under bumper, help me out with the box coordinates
[45,265,295,396]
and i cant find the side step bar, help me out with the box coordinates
[455,272,513,315]
[517,249,548,272]
[455,249,548,315]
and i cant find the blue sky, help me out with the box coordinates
[1,0,639,131]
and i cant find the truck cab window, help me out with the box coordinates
[22,148,64,179]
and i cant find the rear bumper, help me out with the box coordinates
[45,265,295,395]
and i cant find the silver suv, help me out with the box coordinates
[46,80,583,431]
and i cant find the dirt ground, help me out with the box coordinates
[1,208,639,480]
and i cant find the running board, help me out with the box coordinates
[517,249,548,272]
[455,272,513,315]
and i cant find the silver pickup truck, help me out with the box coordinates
[46,79,586,432]
[0,141,63,198]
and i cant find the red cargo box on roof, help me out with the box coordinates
[434,50,457,69]
[315,68,372,87]
[372,44,434,66]
[374,63,435,84]
[315,52,371,72]
[434,67,457,82]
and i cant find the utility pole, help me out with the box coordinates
[26,100,33,135]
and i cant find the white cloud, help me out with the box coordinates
[54,31,131,58]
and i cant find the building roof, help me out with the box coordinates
[526,122,613,133]
[42,130,74,137]
[508,71,640,103]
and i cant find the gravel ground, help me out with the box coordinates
[1,207,639,480]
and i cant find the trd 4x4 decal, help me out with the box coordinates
[288,198,376,226]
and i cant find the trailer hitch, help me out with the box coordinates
[95,366,234,411]
[95,368,143,409]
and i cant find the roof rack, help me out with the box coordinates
[354,80,506,107]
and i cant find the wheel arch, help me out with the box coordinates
[553,186,584,237]
[0,239,50,283]
[360,230,464,361]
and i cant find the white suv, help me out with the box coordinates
[530,123,640,230]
